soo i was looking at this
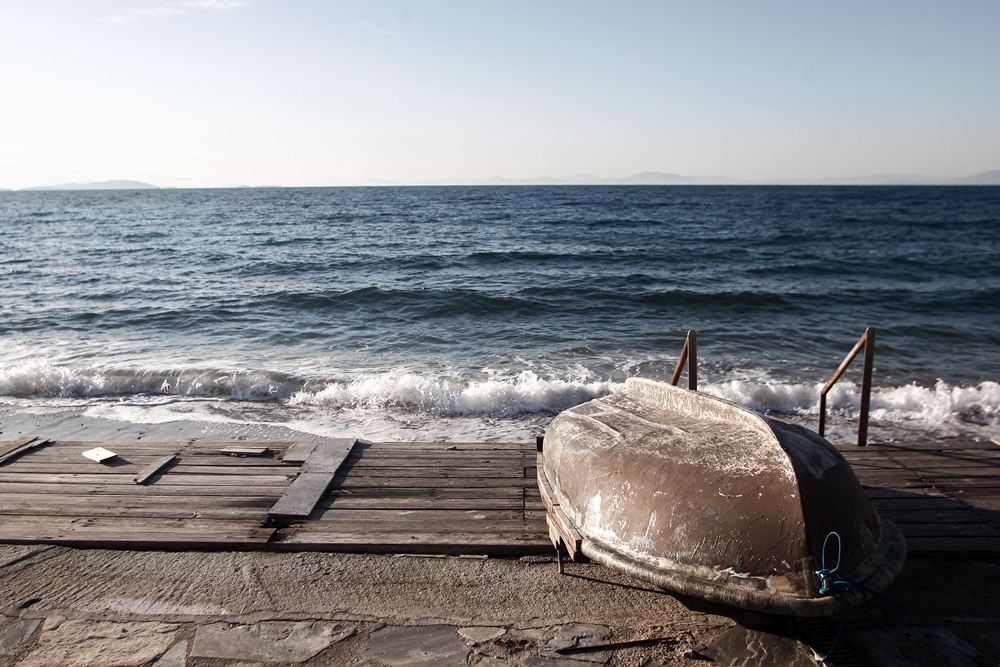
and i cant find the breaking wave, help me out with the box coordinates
[1,359,997,439]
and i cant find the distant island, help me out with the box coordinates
[5,169,1000,190]
[475,168,1000,187]
[19,180,160,191]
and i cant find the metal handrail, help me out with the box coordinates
[670,330,698,391]
[819,327,875,446]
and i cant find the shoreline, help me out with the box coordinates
[2,417,999,664]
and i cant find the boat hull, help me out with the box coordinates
[540,377,905,616]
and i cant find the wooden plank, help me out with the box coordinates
[312,508,528,523]
[346,450,527,461]
[317,496,530,511]
[351,441,527,451]
[0,501,267,520]
[133,455,177,484]
[273,527,550,556]
[0,515,275,548]
[329,486,523,500]
[267,440,360,520]
[536,463,581,559]
[332,466,526,478]
[300,438,358,473]
[220,446,271,457]
[0,482,288,497]
[0,436,39,458]
[281,441,317,464]
[904,536,1000,557]
[0,492,275,511]
[0,472,292,486]
[268,472,335,520]
[877,509,990,524]
[0,437,50,465]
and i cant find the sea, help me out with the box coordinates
[1,185,998,445]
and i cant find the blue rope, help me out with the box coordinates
[813,530,905,665]
[816,531,843,595]
[815,531,851,666]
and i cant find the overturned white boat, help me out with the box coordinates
[538,377,905,616]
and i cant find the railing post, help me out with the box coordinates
[857,328,875,447]
[687,330,697,391]
[818,327,875,446]
[670,330,697,391]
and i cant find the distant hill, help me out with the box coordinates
[21,180,160,191]
[475,171,740,186]
[621,171,739,185]
[958,168,1000,185]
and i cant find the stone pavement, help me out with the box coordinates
[0,615,671,667]
[2,545,1000,666]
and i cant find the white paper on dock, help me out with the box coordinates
[82,447,116,462]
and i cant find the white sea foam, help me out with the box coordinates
[1,358,997,442]
[289,370,617,417]
[704,378,1000,440]
[0,360,301,400]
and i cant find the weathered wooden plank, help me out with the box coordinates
[133,455,177,484]
[0,515,275,547]
[300,439,359,474]
[893,522,999,538]
[281,441,318,464]
[220,446,271,457]
[334,476,539,489]
[317,496,531,511]
[346,449,527,461]
[268,472,335,520]
[0,502,267,520]
[347,459,529,471]
[273,528,550,556]
[352,441,527,451]
[0,492,274,510]
[0,472,292,486]
[329,486,523,500]
[0,436,39,458]
[536,464,581,559]
[312,508,528,523]
[904,536,1000,556]
[0,437,50,465]
[877,509,991,524]
[267,440,360,520]
[333,466,526,479]
[0,482,287,498]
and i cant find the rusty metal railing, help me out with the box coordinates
[819,327,875,447]
[670,330,698,391]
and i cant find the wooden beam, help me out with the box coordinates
[301,438,357,473]
[268,439,359,520]
[133,455,177,484]
[536,462,582,560]
[280,441,317,465]
[0,437,49,465]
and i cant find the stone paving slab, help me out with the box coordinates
[19,620,180,667]
[540,623,611,664]
[151,640,188,667]
[0,617,41,655]
[191,620,354,663]
[458,626,507,645]
[362,624,469,667]
[692,625,817,667]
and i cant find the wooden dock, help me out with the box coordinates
[0,436,997,558]
[838,439,1000,557]
[0,437,548,555]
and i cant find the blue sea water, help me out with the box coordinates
[1,185,998,443]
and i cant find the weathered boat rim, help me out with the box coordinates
[580,517,907,617]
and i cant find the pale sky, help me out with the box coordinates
[1,0,998,189]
